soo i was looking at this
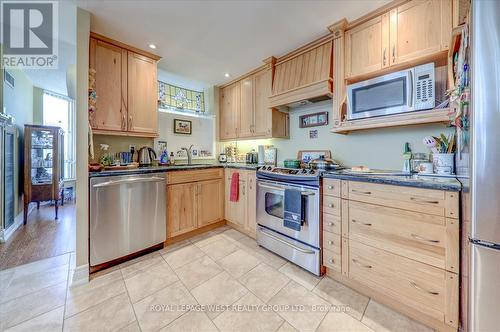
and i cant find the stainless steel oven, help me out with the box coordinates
[347,62,435,120]
[256,166,321,275]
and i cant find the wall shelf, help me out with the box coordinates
[331,108,451,134]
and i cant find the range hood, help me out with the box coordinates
[269,38,333,109]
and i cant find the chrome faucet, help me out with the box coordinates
[181,145,194,165]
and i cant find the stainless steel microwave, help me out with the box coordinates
[346,63,435,120]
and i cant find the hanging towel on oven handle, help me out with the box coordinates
[283,188,304,231]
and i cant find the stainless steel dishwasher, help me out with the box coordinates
[90,173,167,267]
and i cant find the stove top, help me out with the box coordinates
[257,165,319,177]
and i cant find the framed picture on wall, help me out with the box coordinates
[299,112,328,128]
[173,119,192,135]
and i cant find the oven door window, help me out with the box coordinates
[265,192,284,219]
[352,77,407,114]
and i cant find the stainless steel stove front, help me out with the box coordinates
[256,178,321,276]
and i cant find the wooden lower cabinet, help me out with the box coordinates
[198,179,224,227]
[224,168,257,238]
[167,182,197,238]
[322,179,460,331]
[167,170,224,239]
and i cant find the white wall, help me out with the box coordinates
[156,110,215,159]
[75,8,90,270]
[227,100,455,170]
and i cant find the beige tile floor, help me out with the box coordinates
[0,226,433,332]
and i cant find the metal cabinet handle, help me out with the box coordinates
[352,219,372,226]
[352,258,372,269]
[327,185,335,190]
[383,48,386,66]
[327,240,334,245]
[328,204,335,208]
[410,281,439,295]
[351,190,372,195]
[259,228,315,254]
[129,115,133,130]
[410,197,439,204]
[329,258,335,264]
[93,177,165,188]
[328,222,335,226]
[392,45,395,63]
[411,233,440,243]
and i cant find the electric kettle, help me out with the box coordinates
[137,147,157,167]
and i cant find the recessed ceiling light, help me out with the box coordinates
[149,44,156,49]
[224,73,230,78]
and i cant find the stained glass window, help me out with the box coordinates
[158,81,205,113]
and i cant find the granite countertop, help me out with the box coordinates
[88,162,259,178]
[322,170,462,191]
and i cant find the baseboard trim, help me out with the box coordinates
[71,264,89,286]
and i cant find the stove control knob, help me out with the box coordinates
[267,166,272,171]
[309,170,316,175]
[302,169,308,174]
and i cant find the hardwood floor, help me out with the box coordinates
[0,203,76,271]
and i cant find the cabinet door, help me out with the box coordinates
[90,38,127,131]
[245,172,257,238]
[197,179,224,227]
[253,70,272,137]
[239,77,254,138]
[219,84,240,140]
[345,14,389,78]
[167,183,197,238]
[389,0,452,65]
[127,52,158,134]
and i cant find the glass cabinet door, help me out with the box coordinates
[31,129,54,185]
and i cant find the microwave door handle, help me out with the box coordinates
[408,70,414,108]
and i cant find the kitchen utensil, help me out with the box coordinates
[283,159,301,169]
[309,155,341,170]
[423,136,439,153]
[137,146,157,167]
[246,150,259,164]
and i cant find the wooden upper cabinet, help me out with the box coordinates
[345,14,389,78]
[390,0,452,65]
[219,68,288,140]
[127,52,158,134]
[344,0,452,80]
[219,83,240,140]
[90,39,127,131]
[89,32,160,137]
[253,69,272,137]
[239,77,254,138]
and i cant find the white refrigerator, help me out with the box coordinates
[470,0,500,331]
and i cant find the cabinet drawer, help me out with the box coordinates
[348,240,458,327]
[323,249,341,272]
[323,179,341,197]
[323,231,341,253]
[323,196,341,216]
[347,181,458,218]
[168,168,223,184]
[323,213,341,235]
[347,200,458,273]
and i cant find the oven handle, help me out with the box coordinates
[258,227,316,254]
[257,183,316,196]
[408,69,414,108]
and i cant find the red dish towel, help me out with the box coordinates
[230,172,239,202]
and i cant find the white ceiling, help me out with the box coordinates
[77,0,390,87]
